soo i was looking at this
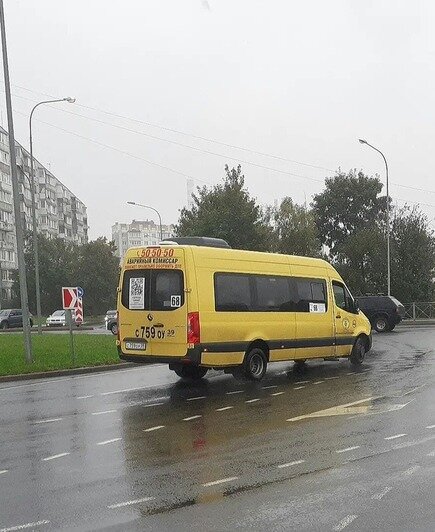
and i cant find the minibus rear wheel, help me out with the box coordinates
[234,347,267,381]
[173,364,208,380]
[349,337,366,365]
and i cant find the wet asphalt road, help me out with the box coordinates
[0,326,434,531]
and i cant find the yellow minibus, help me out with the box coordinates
[117,238,371,381]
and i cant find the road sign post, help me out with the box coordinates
[66,308,75,364]
[62,287,79,364]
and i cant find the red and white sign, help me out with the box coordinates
[62,287,78,310]
[75,298,84,324]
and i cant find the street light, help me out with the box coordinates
[29,97,75,334]
[126,201,163,242]
[358,138,391,296]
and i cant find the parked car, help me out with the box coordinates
[105,310,118,335]
[46,309,77,327]
[356,295,405,332]
[0,309,33,329]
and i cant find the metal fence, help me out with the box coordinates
[403,302,435,320]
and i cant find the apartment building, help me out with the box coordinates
[112,219,175,260]
[0,127,88,303]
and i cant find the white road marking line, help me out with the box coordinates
[91,409,117,416]
[245,398,260,403]
[295,380,310,384]
[294,386,306,390]
[143,425,165,432]
[384,433,407,441]
[313,381,324,385]
[0,520,50,531]
[101,386,148,396]
[107,496,154,509]
[77,395,94,399]
[226,390,244,395]
[325,376,340,380]
[347,372,357,375]
[287,396,376,422]
[262,385,278,389]
[336,446,360,454]
[277,459,305,469]
[403,465,420,476]
[427,450,435,457]
[183,415,202,421]
[187,396,206,401]
[34,418,62,424]
[202,476,238,487]
[426,424,435,429]
[143,402,164,408]
[216,406,234,411]
[271,391,285,396]
[372,486,392,500]
[42,452,70,461]
[97,438,122,446]
[0,469,8,475]
[333,515,358,531]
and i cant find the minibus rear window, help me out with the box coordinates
[122,269,184,311]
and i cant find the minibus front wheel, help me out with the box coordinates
[233,347,268,381]
[349,337,366,366]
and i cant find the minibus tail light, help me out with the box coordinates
[187,312,200,344]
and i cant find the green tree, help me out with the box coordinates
[73,237,120,315]
[12,235,119,316]
[390,206,435,302]
[271,197,322,257]
[176,165,272,251]
[311,169,386,258]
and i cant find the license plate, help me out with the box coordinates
[125,341,147,351]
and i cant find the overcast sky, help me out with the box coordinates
[1,0,434,239]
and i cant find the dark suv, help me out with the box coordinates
[0,309,34,330]
[356,296,405,332]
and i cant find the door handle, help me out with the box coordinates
[336,314,341,319]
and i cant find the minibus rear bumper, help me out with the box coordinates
[118,346,202,365]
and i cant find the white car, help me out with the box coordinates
[46,309,77,327]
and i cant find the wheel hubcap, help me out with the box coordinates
[377,319,386,331]
[250,353,264,377]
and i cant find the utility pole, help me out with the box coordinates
[0,0,33,362]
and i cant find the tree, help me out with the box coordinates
[390,206,435,302]
[74,237,120,315]
[12,234,119,316]
[271,197,322,257]
[311,169,386,258]
[176,165,272,251]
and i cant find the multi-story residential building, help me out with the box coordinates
[112,219,175,260]
[0,127,88,304]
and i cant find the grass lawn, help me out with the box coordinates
[0,333,119,376]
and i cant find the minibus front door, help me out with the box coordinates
[332,280,356,357]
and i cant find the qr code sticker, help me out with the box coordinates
[129,277,145,309]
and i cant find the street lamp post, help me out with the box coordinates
[0,0,32,362]
[29,97,75,334]
[358,139,391,296]
[126,201,163,242]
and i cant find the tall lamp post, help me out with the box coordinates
[358,139,391,296]
[126,201,163,242]
[29,97,75,334]
[0,0,32,361]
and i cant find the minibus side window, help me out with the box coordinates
[215,273,252,311]
[294,278,328,313]
[254,275,295,311]
[332,281,357,314]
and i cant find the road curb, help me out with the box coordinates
[0,362,134,383]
